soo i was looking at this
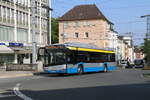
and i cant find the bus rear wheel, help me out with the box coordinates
[77,66,83,75]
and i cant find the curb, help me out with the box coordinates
[0,73,34,79]
[143,74,150,78]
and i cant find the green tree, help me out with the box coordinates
[142,39,150,66]
[51,18,58,44]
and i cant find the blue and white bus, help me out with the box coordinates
[38,43,116,75]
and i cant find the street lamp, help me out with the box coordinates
[141,15,150,39]
[31,0,53,64]
[141,15,150,66]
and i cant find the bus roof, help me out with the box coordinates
[67,46,115,54]
[46,42,115,54]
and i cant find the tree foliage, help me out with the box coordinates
[51,18,58,44]
[142,39,150,66]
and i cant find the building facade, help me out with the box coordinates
[0,0,49,65]
[117,35,134,63]
[108,31,118,49]
[122,35,134,62]
[59,4,115,49]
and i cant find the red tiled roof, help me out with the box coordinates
[59,4,112,24]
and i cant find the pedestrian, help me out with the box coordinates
[127,60,130,68]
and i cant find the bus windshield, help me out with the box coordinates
[44,50,66,66]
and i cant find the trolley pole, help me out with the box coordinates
[31,0,37,64]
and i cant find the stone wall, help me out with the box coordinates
[6,64,37,71]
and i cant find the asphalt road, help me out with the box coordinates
[0,69,150,100]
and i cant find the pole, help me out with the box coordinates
[47,8,50,45]
[49,0,52,45]
[45,0,52,45]
[141,15,150,66]
[141,15,150,39]
[146,16,150,39]
[31,0,37,64]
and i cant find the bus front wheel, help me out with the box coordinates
[104,65,108,72]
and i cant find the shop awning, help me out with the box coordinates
[10,47,32,54]
[0,45,14,54]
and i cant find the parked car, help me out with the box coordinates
[120,60,128,68]
[133,59,144,68]
[120,60,133,68]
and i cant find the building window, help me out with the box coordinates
[26,14,28,26]
[63,22,68,29]
[16,11,21,24]
[41,33,47,44]
[75,32,79,38]
[110,24,114,30]
[23,13,25,25]
[74,21,79,27]
[7,8,10,23]
[17,28,28,42]
[105,33,108,37]
[35,32,40,43]
[0,25,14,41]
[21,13,24,25]
[3,7,6,22]
[84,21,90,26]
[0,6,2,21]
[0,54,14,64]
[107,24,110,29]
[63,32,67,39]
[11,9,14,23]
[85,32,89,38]
[105,42,109,47]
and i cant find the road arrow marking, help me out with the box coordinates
[13,83,33,100]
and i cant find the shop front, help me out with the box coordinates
[0,42,32,66]
[0,45,14,66]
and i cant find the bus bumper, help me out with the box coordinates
[44,69,66,74]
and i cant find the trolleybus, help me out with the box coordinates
[38,43,116,74]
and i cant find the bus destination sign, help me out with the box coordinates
[46,45,65,49]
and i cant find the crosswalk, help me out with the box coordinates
[0,90,15,98]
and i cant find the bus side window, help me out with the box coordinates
[67,51,75,64]
[76,51,89,62]
[89,52,100,63]
[109,54,115,62]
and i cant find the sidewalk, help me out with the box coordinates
[0,71,34,79]
[142,70,150,77]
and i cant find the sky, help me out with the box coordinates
[51,0,150,45]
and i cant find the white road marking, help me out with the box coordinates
[13,83,33,100]
[0,94,15,98]
[0,90,15,98]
